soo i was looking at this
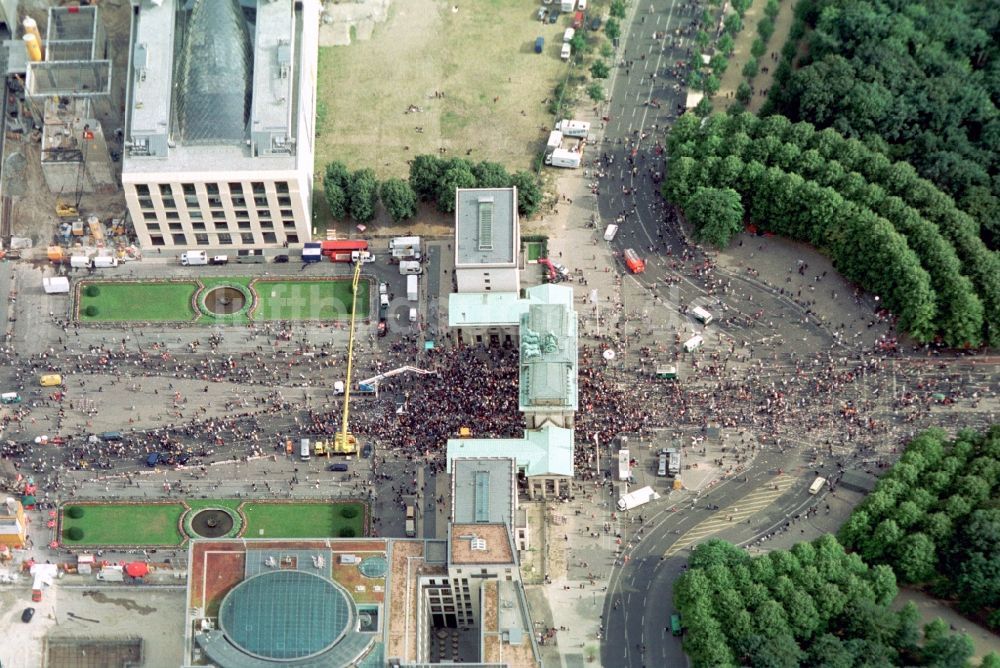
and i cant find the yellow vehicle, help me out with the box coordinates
[314,440,326,456]
[39,374,62,387]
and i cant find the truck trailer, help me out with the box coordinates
[407,274,419,301]
[617,486,660,511]
[389,236,421,259]
[545,148,582,168]
[556,119,591,138]
[302,242,322,263]
[321,239,368,260]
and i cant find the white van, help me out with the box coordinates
[70,256,90,269]
[399,260,422,275]
[561,43,571,61]
[691,306,713,325]
[683,335,703,353]
[809,477,827,494]
[180,251,208,266]
[380,294,390,307]
[409,307,417,323]
[603,224,619,241]
[563,28,575,43]
[92,256,118,269]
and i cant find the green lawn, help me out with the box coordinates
[62,503,186,546]
[242,502,365,539]
[79,282,198,322]
[77,278,370,324]
[525,242,543,262]
[254,279,371,321]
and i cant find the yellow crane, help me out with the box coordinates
[333,259,362,455]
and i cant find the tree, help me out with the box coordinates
[922,632,975,668]
[436,161,476,213]
[724,13,742,36]
[718,34,735,56]
[510,171,543,218]
[894,533,937,583]
[710,54,729,76]
[472,161,510,189]
[694,97,714,118]
[604,18,620,41]
[379,178,417,222]
[757,16,775,41]
[347,168,378,222]
[609,0,626,19]
[323,160,351,219]
[409,155,444,201]
[736,81,753,105]
[685,187,744,247]
[743,57,759,79]
[586,83,606,102]
[732,0,752,17]
[751,37,768,59]
[569,32,586,58]
[600,41,614,59]
[980,653,1000,668]
[702,74,721,97]
[765,0,780,19]
[590,60,610,79]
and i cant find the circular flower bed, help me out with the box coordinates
[194,282,253,320]
[182,506,242,539]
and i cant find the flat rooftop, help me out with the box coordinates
[455,188,518,267]
[450,523,515,565]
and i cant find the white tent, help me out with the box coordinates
[42,276,70,294]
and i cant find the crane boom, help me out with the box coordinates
[335,260,363,454]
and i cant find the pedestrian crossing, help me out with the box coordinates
[663,475,798,557]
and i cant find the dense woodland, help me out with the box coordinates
[674,537,997,668]
[839,426,1000,630]
[662,112,1000,348]
[765,0,1000,250]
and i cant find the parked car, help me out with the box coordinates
[361,444,373,458]
[377,320,388,338]
[22,607,35,623]
[537,6,547,20]
[274,254,289,263]
[379,282,388,295]
[327,463,349,472]
[548,9,559,23]
[590,16,602,30]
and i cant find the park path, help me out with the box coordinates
[712,0,799,113]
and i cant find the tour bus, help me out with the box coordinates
[809,476,827,495]
[300,438,311,461]
[691,306,713,325]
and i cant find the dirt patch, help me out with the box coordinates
[44,637,143,668]
[80,591,156,616]
[315,0,565,179]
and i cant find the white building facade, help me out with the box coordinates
[122,0,319,249]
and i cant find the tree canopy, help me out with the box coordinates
[839,426,1000,630]
[676,537,982,667]
[767,0,1000,251]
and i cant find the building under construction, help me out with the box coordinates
[121,0,320,250]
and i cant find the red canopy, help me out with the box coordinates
[125,562,149,578]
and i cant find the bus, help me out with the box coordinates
[657,451,668,477]
[299,438,311,461]
[622,248,645,274]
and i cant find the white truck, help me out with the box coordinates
[561,43,571,61]
[389,236,421,260]
[556,119,591,138]
[691,306,713,325]
[399,260,422,275]
[683,335,703,352]
[180,251,208,266]
[70,256,91,269]
[546,130,564,154]
[407,274,418,301]
[545,148,582,169]
[617,486,660,511]
[809,477,827,495]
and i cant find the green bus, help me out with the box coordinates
[670,613,682,636]
[656,364,677,380]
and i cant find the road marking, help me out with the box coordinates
[663,475,797,557]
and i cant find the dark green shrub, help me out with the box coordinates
[341,506,359,519]
[84,305,98,317]
[66,526,84,541]
[66,506,84,519]
[339,527,356,538]
[85,285,100,297]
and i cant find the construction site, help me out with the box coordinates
[0,1,135,263]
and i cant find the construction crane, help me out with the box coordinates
[333,259,363,456]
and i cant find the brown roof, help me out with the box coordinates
[450,524,514,565]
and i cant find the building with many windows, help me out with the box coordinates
[122,0,319,249]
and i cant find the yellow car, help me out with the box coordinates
[39,374,62,387]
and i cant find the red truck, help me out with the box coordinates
[321,239,369,262]
[572,10,584,29]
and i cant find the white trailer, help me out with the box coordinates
[556,119,591,138]
[70,256,90,269]
[617,449,630,481]
[809,477,827,495]
[617,486,660,511]
[563,28,575,42]
[399,260,422,275]
[92,256,118,269]
[407,274,418,301]
[545,148,582,168]
[546,130,564,154]
[561,43,571,60]
[389,236,421,259]
[683,335,703,352]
